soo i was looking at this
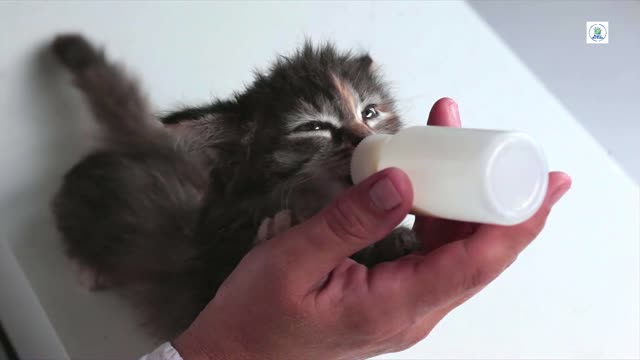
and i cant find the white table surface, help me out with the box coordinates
[472,0,640,184]
[1,1,638,359]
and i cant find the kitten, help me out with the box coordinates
[51,34,419,339]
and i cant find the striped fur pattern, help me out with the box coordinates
[51,34,419,339]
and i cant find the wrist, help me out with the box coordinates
[173,323,260,360]
[173,325,215,360]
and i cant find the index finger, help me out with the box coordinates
[427,97,461,127]
[415,97,464,247]
[415,172,570,308]
[371,172,571,317]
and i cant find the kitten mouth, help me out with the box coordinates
[342,175,354,186]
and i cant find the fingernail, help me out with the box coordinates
[369,177,402,211]
[549,183,571,206]
[449,100,460,123]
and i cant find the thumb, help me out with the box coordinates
[267,168,413,286]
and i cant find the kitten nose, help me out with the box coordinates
[343,124,374,147]
[344,131,369,147]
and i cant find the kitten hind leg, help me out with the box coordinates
[70,259,112,291]
[51,34,161,146]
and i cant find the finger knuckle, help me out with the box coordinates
[345,308,391,339]
[362,319,390,339]
[461,242,497,290]
[401,327,432,350]
[521,206,550,238]
[466,266,492,291]
[324,196,369,246]
[273,288,305,317]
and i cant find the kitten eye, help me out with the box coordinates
[293,121,333,132]
[362,105,379,120]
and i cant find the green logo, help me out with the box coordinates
[589,23,606,41]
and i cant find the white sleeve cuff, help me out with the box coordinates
[139,342,184,360]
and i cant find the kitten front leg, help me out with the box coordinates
[70,259,112,291]
[352,227,420,267]
[254,212,419,265]
[254,209,293,245]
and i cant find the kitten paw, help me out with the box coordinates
[52,34,101,71]
[255,209,292,245]
[393,227,421,254]
[351,227,420,267]
[70,260,110,291]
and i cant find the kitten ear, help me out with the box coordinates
[163,120,198,139]
[357,54,376,72]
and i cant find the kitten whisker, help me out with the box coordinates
[53,34,404,339]
[281,172,314,211]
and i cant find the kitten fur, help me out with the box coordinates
[51,34,419,339]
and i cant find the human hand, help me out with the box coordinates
[173,98,572,360]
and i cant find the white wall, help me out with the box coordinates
[470,0,640,184]
[0,1,638,359]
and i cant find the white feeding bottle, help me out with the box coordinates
[351,126,548,225]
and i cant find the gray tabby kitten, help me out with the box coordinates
[51,34,419,339]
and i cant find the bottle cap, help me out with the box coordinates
[485,133,548,224]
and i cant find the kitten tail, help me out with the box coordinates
[51,33,161,147]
